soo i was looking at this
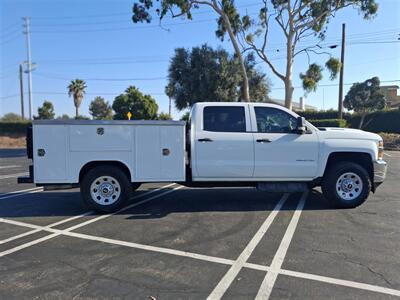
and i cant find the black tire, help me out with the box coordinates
[81,165,133,213]
[131,182,141,191]
[322,162,371,208]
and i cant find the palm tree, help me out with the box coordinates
[164,83,175,117]
[68,79,87,118]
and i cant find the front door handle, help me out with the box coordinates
[256,138,272,143]
[198,138,213,142]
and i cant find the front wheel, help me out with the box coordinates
[322,162,371,208]
[81,165,133,213]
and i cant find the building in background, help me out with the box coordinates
[380,85,400,109]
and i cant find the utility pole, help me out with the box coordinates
[168,96,171,117]
[23,17,33,120]
[338,23,346,119]
[19,64,25,119]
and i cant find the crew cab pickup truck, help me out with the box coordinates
[18,102,387,213]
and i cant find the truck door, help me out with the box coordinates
[194,105,254,179]
[251,106,319,179]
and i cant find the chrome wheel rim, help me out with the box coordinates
[336,172,363,201]
[90,176,121,206]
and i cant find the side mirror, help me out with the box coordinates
[296,116,306,134]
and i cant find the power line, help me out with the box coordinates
[35,72,167,81]
[28,2,261,21]
[0,27,21,39]
[0,22,20,35]
[0,34,21,46]
[2,79,399,100]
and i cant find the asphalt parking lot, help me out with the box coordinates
[0,149,399,299]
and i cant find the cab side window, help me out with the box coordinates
[203,106,246,132]
[255,107,297,133]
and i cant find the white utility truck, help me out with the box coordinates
[18,102,387,213]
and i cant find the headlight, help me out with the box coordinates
[378,140,384,160]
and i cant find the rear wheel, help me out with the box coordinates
[81,165,132,213]
[322,162,371,208]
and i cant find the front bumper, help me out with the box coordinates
[373,159,387,189]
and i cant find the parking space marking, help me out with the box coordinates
[280,269,400,297]
[0,184,181,257]
[0,187,43,200]
[207,193,289,300]
[0,212,92,244]
[255,191,307,300]
[2,197,400,298]
[0,172,28,180]
[0,183,176,243]
[0,165,20,169]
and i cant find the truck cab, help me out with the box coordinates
[19,102,387,213]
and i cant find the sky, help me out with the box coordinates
[1,0,399,120]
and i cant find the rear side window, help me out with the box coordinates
[203,106,246,132]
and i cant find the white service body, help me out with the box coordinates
[32,121,186,184]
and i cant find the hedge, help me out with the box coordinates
[347,110,400,133]
[297,109,351,120]
[309,119,347,128]
[0,122,32,135]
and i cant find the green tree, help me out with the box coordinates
[56,114,71,120]
[180,111,190,122]
[35,101,55,120]
[1,113,24,122]
[239,0,377,110]
[165,83,175,116]
[344,77,386,129]
[132,0,251,102]
[89,96,113,120]
[158,112,172,120]
[75,115,91,120]
[168,44,270,111]
[67,79,87,118]
[112,86,158,120]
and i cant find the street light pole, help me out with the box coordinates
[19,64,25,120]
[338,23,346,119]
[23,17,33,120]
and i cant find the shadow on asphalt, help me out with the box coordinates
[0,187,337,219]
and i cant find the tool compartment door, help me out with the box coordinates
[134,125,185,181]
[33,125,67,183]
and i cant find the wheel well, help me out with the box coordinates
[79,161,132,183]
[324,152,373,186]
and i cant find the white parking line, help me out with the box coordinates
[279,269,400,297]
[2,199,400,298]
[0,172,28,180]
[0,184,182,257]
[0,183,176,244]
[255,192,307,300]
[0,187,43,200]
[0,165,20,169]
[207,193,289,300]
[0,212,92,244]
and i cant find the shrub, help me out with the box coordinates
[0,122,32,135]
[309,119,347,128]
[347,110,400,133]
[297,109,350,120]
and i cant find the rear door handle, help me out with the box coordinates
[198,138,213,142]
[256,138,272,143]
